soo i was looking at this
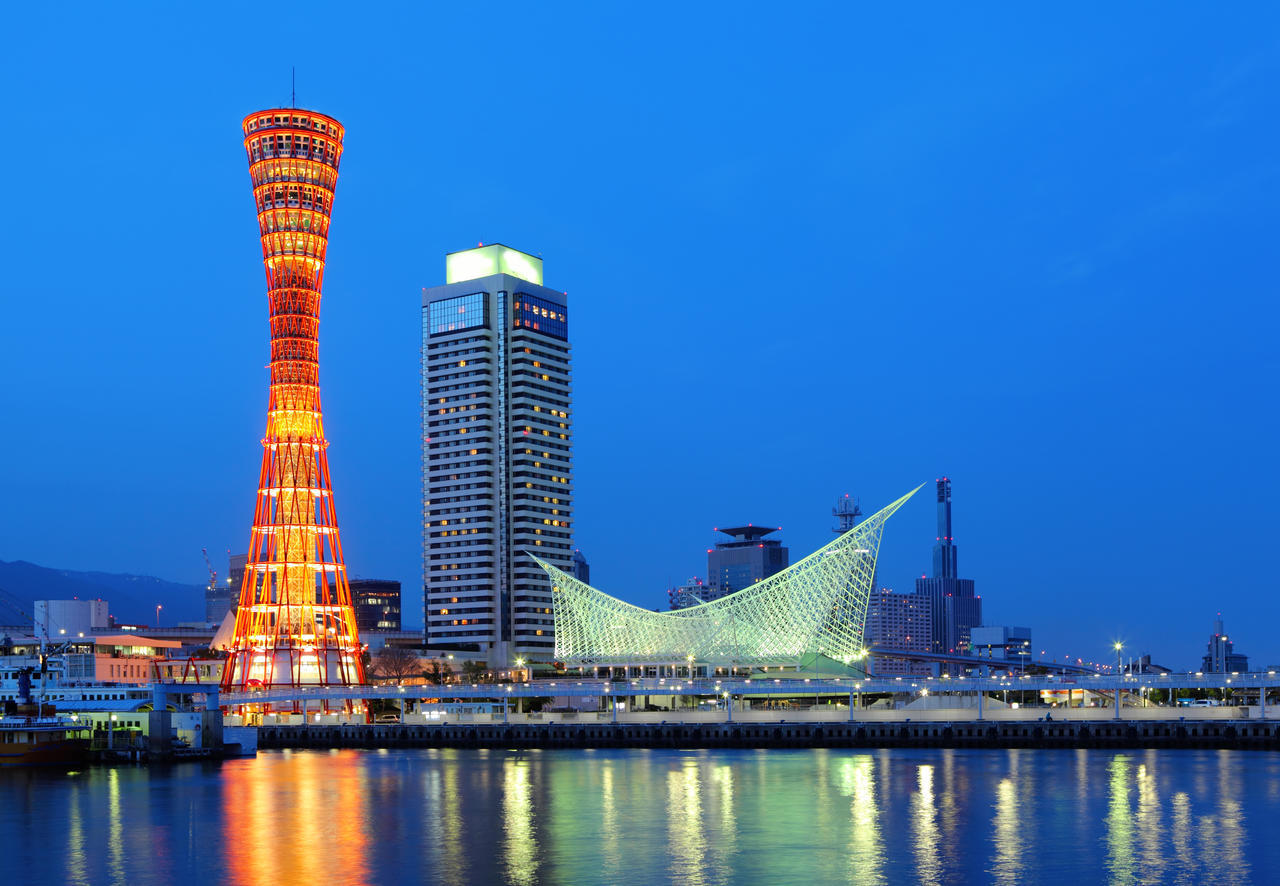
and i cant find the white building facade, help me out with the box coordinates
[421,244,573,668]
[864,588,933,676]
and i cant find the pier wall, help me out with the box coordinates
[255,718,1280,751]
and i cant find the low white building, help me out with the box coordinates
[34,599,110,639]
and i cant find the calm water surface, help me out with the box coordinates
[2,747,1277,885]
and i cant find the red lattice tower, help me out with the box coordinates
[221,108,365,696]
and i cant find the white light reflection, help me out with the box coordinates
[1210,749,1250,882]
[991,777,1021,886]
[912,764,942,886]
[67,780,86,885]
[1105,756,1135,885]
[107,768,123,884]
[599,763,621,882]
[1135,756,1165,881]
[710,763,737,876]
[666,760,707,886]
[837,755,885,884]
[440,754,467,883]
[502,758,539,885]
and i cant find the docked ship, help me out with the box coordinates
[0,671,90,766]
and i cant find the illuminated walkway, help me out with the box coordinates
[222,670,1280,715]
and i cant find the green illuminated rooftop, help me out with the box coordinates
[446,243,543,286]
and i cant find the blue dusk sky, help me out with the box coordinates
[1,6,1276,670]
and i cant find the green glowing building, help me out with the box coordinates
[534,487,920,673]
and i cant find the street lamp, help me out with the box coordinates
[684,655,696,708]
[1113,641,1124,716]
[156,604,162,628]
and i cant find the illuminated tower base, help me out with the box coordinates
[221,107,365,707]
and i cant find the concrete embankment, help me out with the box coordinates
[257,719,1280,751]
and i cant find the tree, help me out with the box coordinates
[461,659,487,683]
[426,660,454,686]
[370,646,421,684]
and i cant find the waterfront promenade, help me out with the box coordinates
[222,670,1280,715]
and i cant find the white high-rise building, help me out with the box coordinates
[421,244,573,668]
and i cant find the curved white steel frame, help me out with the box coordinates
[534,486,921,666]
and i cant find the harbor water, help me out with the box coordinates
[1,747,1277,885]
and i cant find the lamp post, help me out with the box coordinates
[1113,642,1124,719]
[155,604,162,629]
[686,654,695,710]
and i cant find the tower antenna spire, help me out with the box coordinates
[291,66,296,108]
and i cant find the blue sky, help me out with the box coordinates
[1,5,1276,669]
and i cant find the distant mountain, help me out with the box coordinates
[0,560,205,628]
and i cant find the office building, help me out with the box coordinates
[668,577,714,611]
[351,579,402,632]
[1201,614,1249,673]
[915,478,981,656]
[422,244,573,668]
[708,525,788,594]
[204,577,234,624]
[864,588,932,675]
[205,552,247,624]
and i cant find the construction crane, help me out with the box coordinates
[201,547,217,591]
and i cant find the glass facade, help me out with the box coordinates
[429,292,488,337]
[513,293,567,340]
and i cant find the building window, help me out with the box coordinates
[512,293,567,340]
[429,293,488,336]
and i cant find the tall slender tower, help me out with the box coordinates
[221,108,364,694]
[931,477,958,578]
[915,476,979,661]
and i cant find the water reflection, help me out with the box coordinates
[598,762,619,882]
[437,752,467,883]
[709,762,737,879]
[667,759,708,886]
[502,758,539,885]
[837,755,885,885]
[66,780,86,885]
[9,748,1280,885]
[1135,756,1165,882]
[991,776,1021,885]
[912,765,941,886]
[221,750,370,886]
[107,768,123,884]
[1105,755,1135,884]
[1210,749,1250,882]
[1171,791,1192,883]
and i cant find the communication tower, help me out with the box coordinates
[833,494,862,534]
[220,108,365,698]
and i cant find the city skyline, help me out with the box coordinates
[0,7,1277,671]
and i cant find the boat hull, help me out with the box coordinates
[0,738,90,767]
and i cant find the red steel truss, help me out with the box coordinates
[221,108,365,698]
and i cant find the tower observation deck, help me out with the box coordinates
[220,108,364,697]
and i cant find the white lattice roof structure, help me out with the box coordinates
[533,486,921,666]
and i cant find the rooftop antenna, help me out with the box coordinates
[291,66,296,108]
